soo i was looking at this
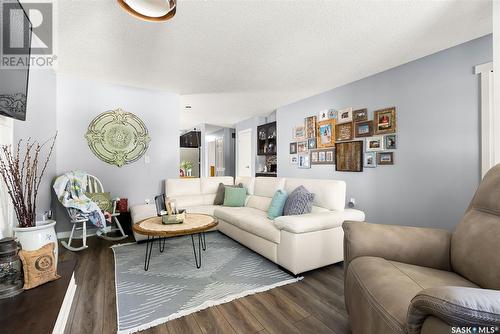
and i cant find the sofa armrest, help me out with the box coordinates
[407,287,500,334]
[273,209,365,234]
[343,221,451,271]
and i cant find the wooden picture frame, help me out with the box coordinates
[311,148,335,165]
[297,141,308,153]
[374,107,397,134]
[352,108,368,122]
[293,124,306,140]
[354,120,373,137]
[335,122,353,142]
[308,138,316,150]
[305,116,317,139]
[289,142,297,154]
[377,152,394,165]
[316,119,336,148]
[335,141,363,172]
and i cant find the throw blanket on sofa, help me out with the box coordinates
[53,170,106,229]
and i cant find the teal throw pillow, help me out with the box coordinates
[223,186,247,207]
[267,189,288,219]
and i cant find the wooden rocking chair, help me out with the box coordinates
[61,174,128,251]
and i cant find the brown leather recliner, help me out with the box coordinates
[343,164,500,334]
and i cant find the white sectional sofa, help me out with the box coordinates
[130,176,365,274]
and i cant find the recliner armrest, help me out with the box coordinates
[342,221,451,271]
[273,209,365,234]
[407,287,500,334]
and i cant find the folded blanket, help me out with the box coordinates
[53,170,107,230]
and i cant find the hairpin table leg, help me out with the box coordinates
[144,236,155,271]
[191,233,202,269]
[201,232,206,251]
[159,237,166,253]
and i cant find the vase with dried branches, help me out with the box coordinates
[0,134,57,228]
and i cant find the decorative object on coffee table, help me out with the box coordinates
[84,108,151,167]
[133,213,218,270]
[0,238,23,298]
[336,141,363,172]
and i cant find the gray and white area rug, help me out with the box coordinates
[111,231,302,334]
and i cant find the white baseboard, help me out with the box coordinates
[57,228,98,239]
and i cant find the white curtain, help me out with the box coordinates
[0,116,14,238]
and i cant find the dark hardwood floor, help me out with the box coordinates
[60,235,350,334]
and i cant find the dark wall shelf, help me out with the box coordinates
[257,121,277,156]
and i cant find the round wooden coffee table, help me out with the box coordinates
[133,213,218,271]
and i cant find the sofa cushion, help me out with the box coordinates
[200,176,234,195]
[283,185,315,215]
[214,183,243,205]
[253,177,285,197]
[246,195,272,212]
[223,187,247,207]
[267,190,288,219]
[215,207,280,243]
[166,178,201,197]
[284,178,346,211]
[170,194,205,208]
[346,256,478,334]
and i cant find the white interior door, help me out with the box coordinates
[237,129,252,177]
[0,116,14,238]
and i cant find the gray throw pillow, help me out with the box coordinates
[213,182,243,205]
[283,185,315,215]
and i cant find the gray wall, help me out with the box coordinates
[277,35,492,230]
[54,75,180,232]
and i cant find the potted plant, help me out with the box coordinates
[0,134,58,261]
[180,160,193,177]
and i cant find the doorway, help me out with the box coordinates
[237,129,252,177]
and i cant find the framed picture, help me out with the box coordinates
[385,134,397,149]
[316,119,336,148]
[318,109,329,121]
[305,116,317,138]
[337,107,353,124]
[293,124,306,140]
[335,141,363,172]
[365,136,384,152]
[353,108,368,122]
[297,140,308,153]
[327,108,337,120]
[335,122,353,141]
[290,154,298,165]
[308,138,316,149]
[377,152,394,165]
[298,153,311,169]
[374,107,397,134]
[289,142,297,154]
[364,152,377,168]
[311,148,335,165]
[354,120,373,137]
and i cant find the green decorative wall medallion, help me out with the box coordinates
[85,108,151,167]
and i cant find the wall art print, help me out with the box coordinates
[85,108,151,167]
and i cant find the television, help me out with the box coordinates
[0,0,32,121]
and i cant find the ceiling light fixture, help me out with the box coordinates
[117,0,177,22]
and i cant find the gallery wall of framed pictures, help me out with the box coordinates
[289,106,398,172]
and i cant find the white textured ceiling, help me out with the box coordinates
[55,0,492,129]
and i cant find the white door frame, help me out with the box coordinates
[0,116,14,238]
[237,128,252,177]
